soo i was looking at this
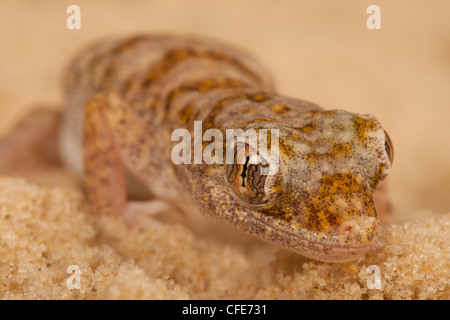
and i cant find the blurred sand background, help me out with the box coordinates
[0,0,448,299]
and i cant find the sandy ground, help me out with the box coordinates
[0,0,449,299]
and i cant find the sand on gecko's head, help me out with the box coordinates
[203,110,393,262]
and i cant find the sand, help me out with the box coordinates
[0,177,447,299]
[0,0,449,299]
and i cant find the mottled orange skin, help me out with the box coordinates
[60,34,393,262]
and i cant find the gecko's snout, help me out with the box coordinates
[337,216,380,248]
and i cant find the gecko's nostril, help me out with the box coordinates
[337,217,380,246]
[342,225,352,234]
[338,220,358,235]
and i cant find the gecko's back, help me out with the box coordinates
[60,34,393,262]
[61,35,273,179]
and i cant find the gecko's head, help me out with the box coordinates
[222,110,393,262]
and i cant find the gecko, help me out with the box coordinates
[49,34,392,262]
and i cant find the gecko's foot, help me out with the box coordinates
[0,107,79,189]
[121,200,185,228]
[0,107,61,173]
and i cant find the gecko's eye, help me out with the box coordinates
[384,130,394,164]
[226,143,280,206]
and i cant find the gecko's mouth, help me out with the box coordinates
[247,213,378,263]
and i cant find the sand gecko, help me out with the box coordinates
[57,34,393,263]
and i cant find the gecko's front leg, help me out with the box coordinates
[83,94,128,216]
[83,93,182,223]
